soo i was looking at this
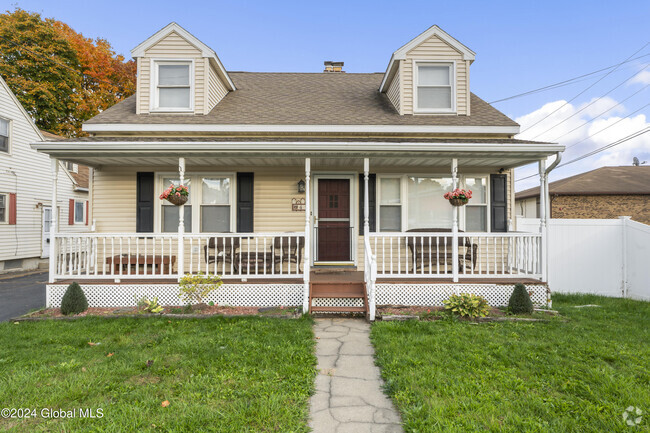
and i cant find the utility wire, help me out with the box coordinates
[529,63,649,140]
[518,42,650,135]
[489,53,650,104]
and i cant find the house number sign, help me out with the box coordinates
[292,198,305,212]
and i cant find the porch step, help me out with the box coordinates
[309,282,369,317]
[310,306,367,313]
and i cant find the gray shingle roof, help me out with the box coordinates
[86,72,518,127]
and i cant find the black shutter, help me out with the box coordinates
[237,172,254,233]
[136,172,154,233]
[359,174,376,235]
[490,174,508,232]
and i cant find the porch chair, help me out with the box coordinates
[272,235,305,273]
[406,228,478,273]
[203,236,241,274]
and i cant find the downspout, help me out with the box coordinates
[542,152,562,308]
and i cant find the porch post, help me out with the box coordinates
[538,159,547,283]
[177,157,185,281]
[363,157,375,320]
[49,158,59,284]
[363,158,370,234]
[451,158,459,282]
[303,158,311,313]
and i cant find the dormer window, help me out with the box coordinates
[152,61,193,112]
[414,62,455,113]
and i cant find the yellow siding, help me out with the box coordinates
[143,31,202,57]
[401,34,469,115]
[137,57,150,114]
[386,63,401,114]
[207,62,229,113]
[194,59,206,114]
[93,168,137,233]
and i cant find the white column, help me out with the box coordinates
[363,157,375,320]
[539,159,547,283]
[303,158,311,313]
[451,158,459,282]
[49,158,59,284]
[177,157,185,281]
[363,158,370,234]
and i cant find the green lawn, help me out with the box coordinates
[0,316,316,432]
[371,294,650,433]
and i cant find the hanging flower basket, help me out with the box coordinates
[159,184,189,206]
[444,188,472,207]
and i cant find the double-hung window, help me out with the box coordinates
[0,118,9,153]
[0,193,6,223]
[154,61,192,111]
[407,176,454,229]
[379,178,402,232]
[201,177,231,232]
[464,177,488,231]
[74,201,85,224]
[415,62,454,113]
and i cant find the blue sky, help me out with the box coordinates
[9,0,650,190]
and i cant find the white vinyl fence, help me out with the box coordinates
[516,216,650,301]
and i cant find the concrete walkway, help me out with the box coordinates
[309,318,403,433]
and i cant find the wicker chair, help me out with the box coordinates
[272,236,305,273]
[406,228,478,273]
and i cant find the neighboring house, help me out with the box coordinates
[0,75,90,274]
[34,23,563,318]
[516,166,650,225]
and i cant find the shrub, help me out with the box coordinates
[508,283,534,314]
[60,282,89,315]
[443,293,490,318]
[179,272,222,305]
[138,297,164,314]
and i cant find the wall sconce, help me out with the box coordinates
[297,179,306,193]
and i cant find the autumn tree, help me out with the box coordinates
[0,8,135,136]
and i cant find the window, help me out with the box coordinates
[379,178,402,231]
[201,177,230,232]
[415,62,454,112]
[465,177,488,231]
[154,61,192,111]
[64,161,78,172]
[74,201,85,224]
[162,177,192,232]
[408,176,453,229]
[0,118,9,153]
[0,193,6,222]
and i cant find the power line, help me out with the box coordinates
[529,63,649,140]
[518,42,650,135]
[515,127,650,182]
[489,53,650,104]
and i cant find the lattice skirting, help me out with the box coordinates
[46,284,303,308]
[375,283,549,307]
[312,298,365,308]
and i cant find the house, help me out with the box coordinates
[516,166,650,225]
[33,23,564,318]
[0,75,90,274]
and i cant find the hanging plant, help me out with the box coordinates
[159,184,189,206]
[444,188,472,206]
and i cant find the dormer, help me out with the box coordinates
[379,25,475,116]
[131,22,235,115]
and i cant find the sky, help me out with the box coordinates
[7,0,650,191]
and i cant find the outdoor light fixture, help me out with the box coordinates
[297,179,306,193]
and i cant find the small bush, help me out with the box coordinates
[508,283,534,314]
[138,297,164,314]
[443,293,490,318]
[179,272,222,305]
[60,282,89,315]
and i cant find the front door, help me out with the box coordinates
[317,179,351,262]
[42,207,52,258]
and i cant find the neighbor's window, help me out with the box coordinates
[379,177,402,231]
[0,118,9,153]
[465,177,487,232]
[415,63,454,112]
[162,177,192,232]
[408,176,454,229]
[155,62,191,110]
[0,193,6,222]
[74,201,85,224]
[201,177,231,232]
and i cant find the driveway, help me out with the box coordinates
[0,271,47,321]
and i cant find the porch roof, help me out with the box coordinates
[32,138,563,169]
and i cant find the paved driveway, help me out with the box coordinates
[0,272,47,322]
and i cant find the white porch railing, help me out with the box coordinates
[51,232,305,280]
[367,232,542,279]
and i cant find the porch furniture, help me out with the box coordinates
[234,251,273,274]
[272,235,305,272]
[106,254,176,275]
[203,236,240,273]
[406,228,478,273]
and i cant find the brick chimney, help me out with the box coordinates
[324,61,344,73]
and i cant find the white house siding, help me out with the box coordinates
[0,78,88,272]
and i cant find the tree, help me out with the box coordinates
[0,8,135,136]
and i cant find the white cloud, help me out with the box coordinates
[630,69,650,85]
[514,98,650,192]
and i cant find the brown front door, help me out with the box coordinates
[317,179,351,262]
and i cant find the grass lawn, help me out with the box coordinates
[0,316,316,432]
[371,294,650,432]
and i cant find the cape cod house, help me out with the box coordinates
[0,75,90,274]
[33,23,563,319]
